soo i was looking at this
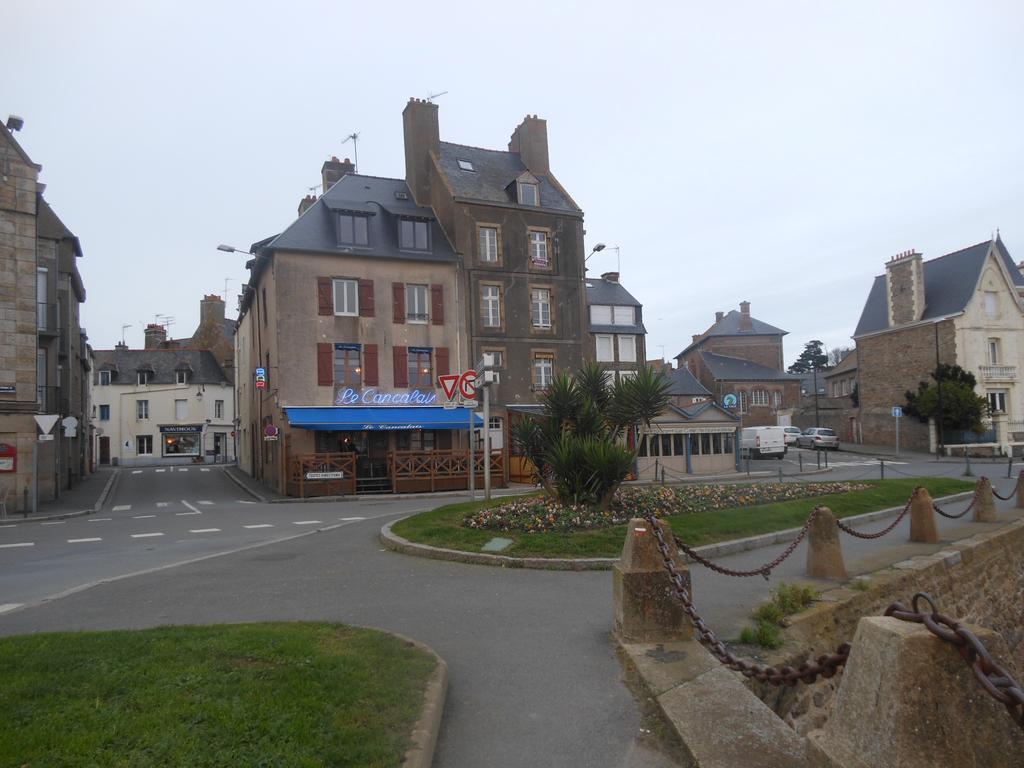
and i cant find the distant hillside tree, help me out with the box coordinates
[788,340,829,374]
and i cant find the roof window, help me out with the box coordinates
[394,191,409,200]
[457,159,475,172]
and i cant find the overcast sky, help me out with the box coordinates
[5,1,1022,368]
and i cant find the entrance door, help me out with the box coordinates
[213,433,225,463]
[99,436,110,465]
[357,432,388,478]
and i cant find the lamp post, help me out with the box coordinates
[584,242,606,267]
[934,322,943,459]
[813,365,821,428]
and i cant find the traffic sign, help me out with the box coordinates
[892,406,902,418]
[459,370,478,399]
[438,370,478,401]
[438,374,460,400]
[34,414,59,434]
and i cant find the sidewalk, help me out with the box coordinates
[3,468,118,523]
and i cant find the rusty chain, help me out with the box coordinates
[671,508,820,580]
[990,476,1016,502]
[836,493,916,539]
[933,481,982,519]
[644,510,851,686]
[885,593,1024,733]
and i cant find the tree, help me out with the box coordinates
[828,345,855,368]
[904,364,988,434]
[511,362,672,509]
[788,340,829,374]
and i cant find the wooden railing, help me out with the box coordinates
[390,449,505,493]
[288,453,357,498]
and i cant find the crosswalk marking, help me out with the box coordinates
[155,469,166,473]
[200,468,210,472]
[130,532,163,539]
[189,528,221,534]
[156,502,169,508]
[293,520,321,526]
[132,470,143,474]
[88,518,111,522]
[244,524,274,529]
[197,500,213,505]
[41,521,66,526]
[175,511,201,516]
[0,542,34,548]
[112,505,131,512]
[132,515,156,519]
[68,537,102,543]
[180,500,202,514]
[0,604,24,614]
[237,500,255,504]
[179,468,188,473]
[340,517,366,521]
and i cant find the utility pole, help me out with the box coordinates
[935,322,943,459]
[813,365,821,428]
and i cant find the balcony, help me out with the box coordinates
[37,302,59,336]
[979,365,1016,382]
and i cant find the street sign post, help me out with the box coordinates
[892,406,902,456]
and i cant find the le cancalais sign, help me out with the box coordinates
[333,387,438,407]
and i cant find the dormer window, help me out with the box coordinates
[457,159,475,172]
[175,369,190,385]
[338,214,369,246]
[518,182,539,206]
[137,370,153,386]
[399,219,430,251]
[99,370,111,386]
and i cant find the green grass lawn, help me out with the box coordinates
[391,478,976,559]
[0,622,437,767]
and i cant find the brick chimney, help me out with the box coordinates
[601,271,619,283]
[297,193,317,217]
[508,114,549,174]
[738,301,753,332]
[885,249,925,326]
[144,324,166,349]
[200,294,225,327]
[321,156,355,193]
[715,311,724,323]
[402,98,440,206]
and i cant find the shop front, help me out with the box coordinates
[283,403,503,496]
[159,424,204,462]
[635,403,741,480]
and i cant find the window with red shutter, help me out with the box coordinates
[316,343,333,385]
[435,347,449,377]
[358,279,375,317]
[392,283,405,323]
[431,284,444,325]
[317,278,333,316]
[363,344,379,386]
[392,346,408,387]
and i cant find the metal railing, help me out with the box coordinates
[979,364,1017,381]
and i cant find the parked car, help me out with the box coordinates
[740,426,787,459]
[797,427,839,450]
[782,426,802,446]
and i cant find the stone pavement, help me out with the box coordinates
[4,467,116,522]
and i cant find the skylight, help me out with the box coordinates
[457,159,475,172]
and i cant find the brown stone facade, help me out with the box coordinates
[857,320,956,451]
[698,335,783,372]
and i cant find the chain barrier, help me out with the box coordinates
[644,510,851,686]
[990,479,1016,502]
[671,508,819,580]
[885,593,1024,732]
[836,494,915,539]
[932,482,982,519]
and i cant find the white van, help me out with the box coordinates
[740,426,787,459]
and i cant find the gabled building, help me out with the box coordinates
[584,271,646,381]
[853,237,1024,452]
[675,302,802,427]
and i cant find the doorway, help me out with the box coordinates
[213,432,225,463]
[99,436,110,465]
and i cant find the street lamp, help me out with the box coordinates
[217,244,254,255]
[585,242,606,262]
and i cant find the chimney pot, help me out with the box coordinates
[143,324,167,350]
[321,156,355,192]
[715,311,724,323]
[601,271,619,283]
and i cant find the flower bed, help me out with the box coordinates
[463,482,873,534]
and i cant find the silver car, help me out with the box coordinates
[797,427,839,450]
[783,426,802,446]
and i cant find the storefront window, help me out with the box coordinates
[163,433,200,456]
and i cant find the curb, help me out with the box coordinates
[394,633,448,768]
[0,470,119,526]
[220,466,270,503]
[378,490,978,571]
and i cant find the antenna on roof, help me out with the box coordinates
[156,314,175,339]
[342,132,360,173]
[223,278,233,302]
[425,90,448,102]
[121,324,132,345]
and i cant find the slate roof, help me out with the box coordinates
[264,174,457,264]
[668,366,712,396]
[854,238,1022,337]
[823,350,858,379]
[664,402,740,422]
[677,310,787,357]
[700,351,803,382]
[437,142,579,213]
[92,349,230,386]
[586,278,647,334]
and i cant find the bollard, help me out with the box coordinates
[661,467,666,485]
[778,467,783,483]
[810,617,1024,767]
[1007,455,1013,480]
[908,487,939,543]
[974,477,997,523]
[746,457,750,476]
[612,517,693,643]
[880,459,885,480]
[824,449,829,468]
[805,506,847,579]
[816,448,821,469]
[798,452,803,472]
[963,447,973,477]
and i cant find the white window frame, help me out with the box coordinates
[479,227,498,262]
[595,334,614,362]
[481,285,501,328]
[612,306,635,326]
[99,370,111,386]
[590,305,612,325]
[618,370,637,382]
[519,182,539,206]
[175,369,189,385]
[529,231,549,267]
[215,399,224,419]
[751,389,770,406]
[617,335,637,363]
[333,278,358,316]
[99,404,110,421]
[137,435,153,455]
[406,283,429,323]
[531,288,552,329]
[175,399,187,421]
[988,391,1007,413]
[773,390,782,407]
[137,370,151,386]
[739,391,748,414]
[137,399,149,420]
[533,354,554,390]
[988,338,1000,365]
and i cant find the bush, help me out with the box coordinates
[740,582,819,649]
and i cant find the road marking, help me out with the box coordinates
[180,500,202,514]
[112,505,132,512]
[68,537,102,543]
[0,542,34,548]
[132,470,143,474]
[179,468,188,473]
[237,500,255,504]
[200,468,210,472]
[130,532,164,538]
[0,603,24,614]
[197,500,213,505]
[189,528,221,534]
[293,520,321,526]
[156,502,169,508]
[132,515,156,519]
[88,518,111,522]
[340,517,366,521]
[0,525,14,529]
[175,511,202,516]
[41,521,66,525]
[155,469,166,473]
[244,524,274,529]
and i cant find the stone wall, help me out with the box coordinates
[751,519,1024,735]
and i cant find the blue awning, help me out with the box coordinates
[284,406,483,431]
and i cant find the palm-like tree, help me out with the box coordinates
[512,362,671,509]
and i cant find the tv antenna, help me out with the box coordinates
[223,278,233,302]
[121,324,132,345]
[607,245,621,273]
[426,90,448,102]
[342,132,360,173]
[155,314,175,339]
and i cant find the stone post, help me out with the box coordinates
[1016,470,1024,509]
[810,616,1024,767]
[974,477,997,523]
[805,506,847,579]
[908,486,938,543]
[613,517,693,642]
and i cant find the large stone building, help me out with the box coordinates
[853,237,1024,453]
[675,302,802,427]
[0,118,90,513]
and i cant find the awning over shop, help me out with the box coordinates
[284,406,483,431]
